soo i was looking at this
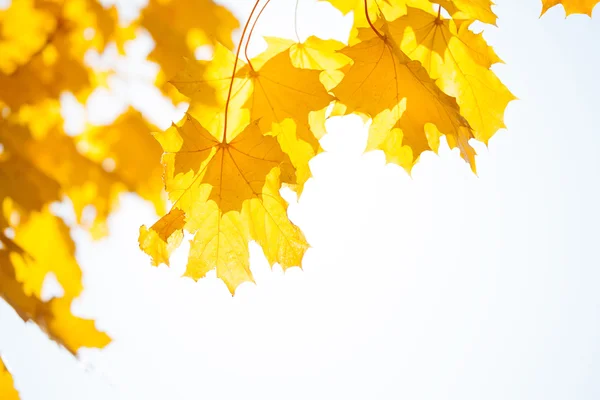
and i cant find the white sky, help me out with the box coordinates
[2,1,600,399]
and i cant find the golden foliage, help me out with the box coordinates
[0,358,19,400]
[140,0,597,294]
[0,0,238,396]
[0,0,597,395]
[541,0,599,15]
[140,0,239,83]
[142,114,308,293]
[0,208,111,353]
[0,0,118,110]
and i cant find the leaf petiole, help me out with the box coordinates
[364,0,385,40]
[223,0,262,142]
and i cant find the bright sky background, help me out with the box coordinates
[1,0,600,399]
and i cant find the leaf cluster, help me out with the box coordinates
[0,0,239,394]
[140,0,523,294]
[0,0,598,397]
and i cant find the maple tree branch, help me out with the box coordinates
[244,0,272,69]
[364,0,385,40]
[224,0,262,142]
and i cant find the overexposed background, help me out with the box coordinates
[1,0,600,399]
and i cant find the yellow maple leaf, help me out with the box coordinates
[332,20,475,171]
[363,7,515,146]
[171,42,334,192]
[142,114,307,293]
[280,36,351,139]
[0,208,110,355]
[257,36,351,92]
[241,48,334,191]
[0,358,19,400]
[540,0,599,15]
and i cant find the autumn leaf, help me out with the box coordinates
[362,7,515,145]
[0,0,127,366]
[171,41,334,192]
[332,20,475,171]
[540,0,599,15]
[0,358,19,400]
[0,208,110,354]
[142,114,307,293]
[268,36,351,138]
[240,47,334,191]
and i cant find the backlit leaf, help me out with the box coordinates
[365,7,515,145]
[0,358,19,400]
[540,0,599,15]
[332,23,475,170]
[0,208,110,354]
[143,114,307,293]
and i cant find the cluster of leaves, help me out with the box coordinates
[138,0,598,294]
[0,0,238,396]
[0,352,19,399]
[0,0,598,397]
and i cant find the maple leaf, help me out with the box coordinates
[0,208,110,354]
[256,36,351,92]
[362,7,515,146]
[171,42,334,192]
[258,36,351,139]
[332,19,475,171]
[0,358,19,400]
[540,0,599,15]
[240,48,334,191]
[142,114,307,293]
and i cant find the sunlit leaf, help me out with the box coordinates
[540,0,599,15]
[0,358,19,400]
